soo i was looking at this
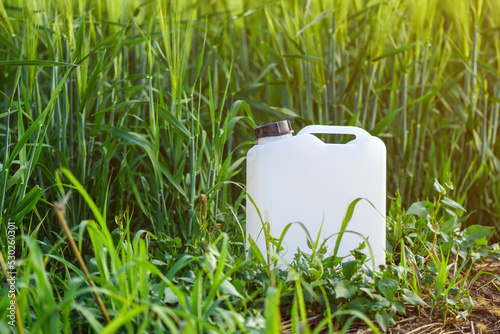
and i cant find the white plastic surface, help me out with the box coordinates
[246,125,386,269]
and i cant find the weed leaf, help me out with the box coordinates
[402,289,428,306]
[433,179,446,194]
[333,280,356,299]
[441,197,466,212]
[464,225,494,244]
[376,278,398,302]
[406,201,431,217]
[341,260,359,280]
[375,310,390,332]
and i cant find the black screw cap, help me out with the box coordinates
[254,120,294,141]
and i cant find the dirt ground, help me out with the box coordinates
[287,259,500,334]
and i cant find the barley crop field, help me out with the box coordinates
[1,0,500,333]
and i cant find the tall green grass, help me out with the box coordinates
[2,0,499,240]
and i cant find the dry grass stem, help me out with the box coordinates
[54,199,111,324]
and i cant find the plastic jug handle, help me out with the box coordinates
[297,125,370,139]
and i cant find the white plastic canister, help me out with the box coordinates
[246,121,386,269]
